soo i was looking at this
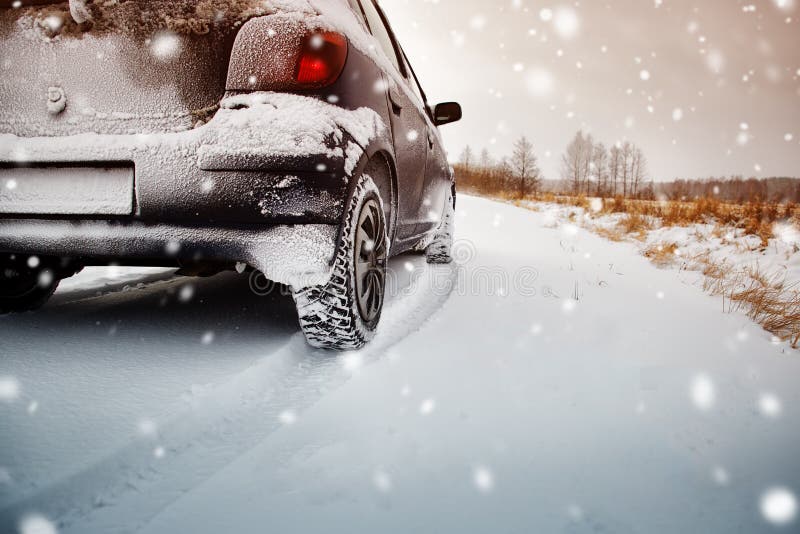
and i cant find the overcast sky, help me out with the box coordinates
[379,0,800,181]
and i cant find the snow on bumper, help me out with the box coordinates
[0,92,387,224]
[199,92,385,176]
[0,219,338,288]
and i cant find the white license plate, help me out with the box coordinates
[0,165,134,215]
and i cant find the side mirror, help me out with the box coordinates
[433,102,462,126]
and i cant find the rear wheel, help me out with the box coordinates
[0,254,60,314]
[293,175,388,350]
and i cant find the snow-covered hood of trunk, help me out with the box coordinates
[0,0,377,137]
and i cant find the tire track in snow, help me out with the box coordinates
[0,256,456,534]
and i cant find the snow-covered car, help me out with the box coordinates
[0,0,461,349]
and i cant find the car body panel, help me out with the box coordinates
[0,11,235,137]
[0,218,338,288]
[382,74,429,239]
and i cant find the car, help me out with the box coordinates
[0,0,461,350]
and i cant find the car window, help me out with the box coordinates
[358,0,403,74]
[400,50,427,109]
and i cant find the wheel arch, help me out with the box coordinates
[342,144,399,253]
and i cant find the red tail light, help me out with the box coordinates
[226,18,349,92]
[295,32,348,87]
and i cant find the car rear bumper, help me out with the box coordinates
[0,218,338,288]
[0,135,349,226]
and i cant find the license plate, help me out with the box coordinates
[0,165,134,215]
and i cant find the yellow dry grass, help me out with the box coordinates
[692,255,800,348]
[543,194,799,248]
[643,242,680,267]
[617,212,652,239]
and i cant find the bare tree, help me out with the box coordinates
[630,147,647,198]
[609,144,622,196]
[581,133,595,194]
[621,142,634,197]
[562,131,582,194]
[591,142,609,196]
[561,131,593,195]
[510,136,541,199]
[459,145,474,172]
[478,148,494,170]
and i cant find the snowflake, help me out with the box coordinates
[761,487,797,526]
[690,374,715,411]
[473,466,495,493]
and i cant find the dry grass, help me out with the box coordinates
[643,242,680,266]
[542,194,799,248]
[617,212,652,238]
[594,226,625,242]
[693,256,800,348]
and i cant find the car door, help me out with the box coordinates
[419,120,451,234]
[358,0,429,241]
[399,50,451,234]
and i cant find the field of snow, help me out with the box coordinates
[1,195,799,533]
[532,199,800,298]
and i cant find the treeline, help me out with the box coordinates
[456,130,653,200]
[457,137,543,200]
[655,177,800,203]
[561,131,648,198]
[456,131,800,204]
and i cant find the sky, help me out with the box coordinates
[379,0,800,182]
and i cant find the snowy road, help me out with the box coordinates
[2,195,799,533]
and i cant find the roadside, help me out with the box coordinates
[503,193,800,349]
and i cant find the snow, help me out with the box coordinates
[761,487,798,525]
[0,166,134,215]
[212,92,386,175]
[14,0,313,40]
[148,31,182,62]
[0,376,21,402]
[531,200,800,311]
[10,0,405,88]
[1,91,386,182]
[1,90,378,157]
[67,0,90,24]
[1,196,800,532]
[18,514,57,534]
[552,7,580,40]
[2,0,413,143]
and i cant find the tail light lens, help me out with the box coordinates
[226,17,349,92]
[295,32,348,87]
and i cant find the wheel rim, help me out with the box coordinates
[354,198,387,325]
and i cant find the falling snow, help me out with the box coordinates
[761,487,798,526]
[690,374,716,411]
[18,514,58,534]
[0,376,20,402]
[472,466,495,493]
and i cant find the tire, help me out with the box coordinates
[293,174,388,350]
[425,185,456,264]
[0,256,60,314]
